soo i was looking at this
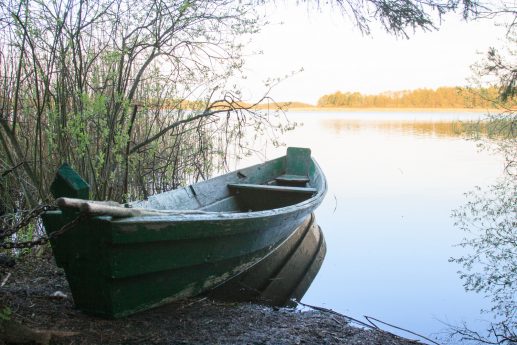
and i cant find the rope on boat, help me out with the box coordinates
[0,209,85,249]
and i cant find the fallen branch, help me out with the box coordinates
[365,315,441,345]
[0,161,25,178]
[0,319,79,345]
[1,272,11,287]
[296,301,435,344]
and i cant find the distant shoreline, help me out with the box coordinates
[268,107,492,113]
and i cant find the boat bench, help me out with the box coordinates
[275,147,312,187]
[227,183,317,195]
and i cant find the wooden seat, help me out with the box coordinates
[276,147,312,187]
[228,183,317,195]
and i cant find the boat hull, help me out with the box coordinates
[42,148,327,318]
[207,213,326,306]
[43,208,314,317]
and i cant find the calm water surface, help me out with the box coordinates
[237,111,504,343]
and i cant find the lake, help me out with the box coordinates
[235,110,504,343]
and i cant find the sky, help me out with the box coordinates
[238,3,507,105]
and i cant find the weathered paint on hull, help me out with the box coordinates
[42,148,327,318]
[207,213,327,306]
[42,208,312,318]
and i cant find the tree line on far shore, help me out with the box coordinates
[317,87,501,108]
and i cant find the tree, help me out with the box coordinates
[450,178,516,344]
[0,0,288,208]
[0,0,489,207]
[320,0,480,38]
[0,0,492,252]
[449,15,516,344]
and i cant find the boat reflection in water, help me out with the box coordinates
[206,213,326,306]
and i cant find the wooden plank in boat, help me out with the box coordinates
[228,183,317,195]
[275,174,310,184]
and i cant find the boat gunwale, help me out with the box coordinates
[110,158,327,224]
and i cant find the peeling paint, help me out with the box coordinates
[42,148,327,318]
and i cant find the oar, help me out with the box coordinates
[56,197,217,218]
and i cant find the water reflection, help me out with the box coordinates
[448,178,517,343]
[207,213,326,306]
[321,119,473,138]
[232,111,504,340]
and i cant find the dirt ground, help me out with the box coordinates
[0,253,424,345]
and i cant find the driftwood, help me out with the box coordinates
[56,197,216,218]
[0,319,79,345]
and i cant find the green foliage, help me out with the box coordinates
[448,25,516,343]
[449,179,517,344]
[0,307,11,321]
[320,0,480,38]
[451,181,516,310]
[0,0,294,206]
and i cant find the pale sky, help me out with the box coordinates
[238,3,507,104]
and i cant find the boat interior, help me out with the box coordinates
[203,148,320,212]
[133,147,323,214]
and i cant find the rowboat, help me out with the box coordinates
[42,147,327,318]
[207,213,326,306]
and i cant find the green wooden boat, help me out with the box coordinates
[206,213,326,306]
[42,147,327,318]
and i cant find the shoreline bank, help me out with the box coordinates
[258,106,492,113]
[0,254,425,345]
